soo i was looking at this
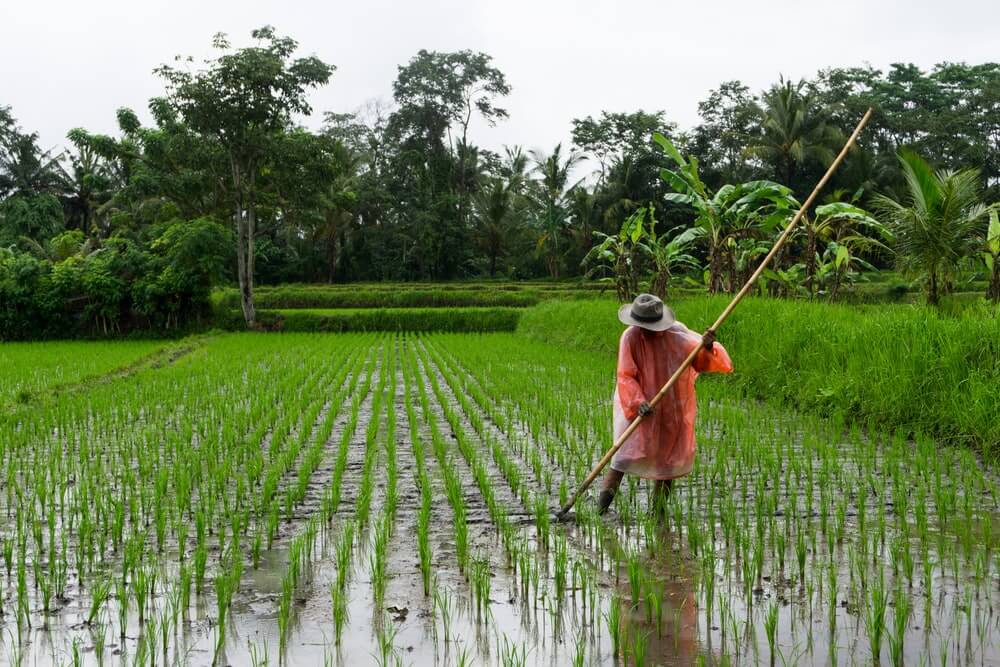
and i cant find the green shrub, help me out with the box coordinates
[217,307,521,333]
[518,297,1000,453]
[213,286,541,309]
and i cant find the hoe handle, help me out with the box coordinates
[556,107,873,520]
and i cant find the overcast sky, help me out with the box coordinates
[3,0,999,162]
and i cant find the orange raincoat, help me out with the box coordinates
[611,322,733,480]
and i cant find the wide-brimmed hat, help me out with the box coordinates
[618,293,676,331]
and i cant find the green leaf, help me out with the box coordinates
[835,244,850,268]
[659,168,690,194]
[663,192,696,207]
[652,132,686,167]
[989,209,1000,243]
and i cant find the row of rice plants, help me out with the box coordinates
[0,334,374,665]
[429,332,1000,666]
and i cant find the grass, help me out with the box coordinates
[519,296,1000,454]
[213,285,545,309]
[2,312,998,665]
[0,339,165,404]
[217,307,522,333]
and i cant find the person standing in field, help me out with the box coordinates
[598,293,733,515]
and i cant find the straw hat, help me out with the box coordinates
[617,293,676,331]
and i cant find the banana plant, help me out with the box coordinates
[818,239,879,300]
[983,209,1000,302]
[801,200,891,296]
[654,132,798,294]
[641,212,704,299]
[762,262,808,298]
[581,206,651,302]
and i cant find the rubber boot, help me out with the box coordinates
[597,489,616,515]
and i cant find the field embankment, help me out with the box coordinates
[216,306,522,333]
[519,297,1000,453]
[212,282,601,311]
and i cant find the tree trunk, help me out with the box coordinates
[708,244,723,294]
[988,263,1000,302]
[327,226,341,284]
[233,162,256,327]
[927,268,939,306]
[805,224,816,296]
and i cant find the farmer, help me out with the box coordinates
[598,293,733,515]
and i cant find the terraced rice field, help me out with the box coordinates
[0,333,997,665]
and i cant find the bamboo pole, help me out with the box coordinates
[556,107,873,520]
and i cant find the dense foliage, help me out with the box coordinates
[3,29,1000,334]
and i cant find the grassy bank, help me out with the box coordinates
[211,282,608,311]
[218,307,522,333]
[519,297,1000,454]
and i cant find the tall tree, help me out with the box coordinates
[393,49,510,240]
[529,143,584,279]
[747,78,843,193]
[690,81,762,185]
[154,26,334,326]
[874,151,992,305]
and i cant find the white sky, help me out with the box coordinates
[2,0,999,163]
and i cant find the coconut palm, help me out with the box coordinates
[747,78,843,189]
[55,144,115,236]
[529,143,585,278]
[874,150,992,305]
[0,132,65,198]
[471,147,530,277]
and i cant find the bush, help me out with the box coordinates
[217,307,522,333]
[0,218,229,339]
[214,286,541,310]
[518,297,1000,453]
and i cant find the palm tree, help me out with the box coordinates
[471,147,530,277]
[56,144,114,236]
[0,132,66,198]
[747,78,843,189]
[529,143,585,279]
[874,150,992,305]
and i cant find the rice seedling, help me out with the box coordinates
[330,582,349,645]
[864,570,888,665]
[0,321,994,666]
[435,585,456,643]
[764,601,779,666]
[604,594,623,658]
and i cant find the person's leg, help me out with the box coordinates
[598,469,625,515]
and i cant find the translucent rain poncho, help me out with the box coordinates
[610,322,733,480]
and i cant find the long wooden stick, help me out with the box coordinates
[556,107,873,520]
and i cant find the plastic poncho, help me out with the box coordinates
[610,322,733,480]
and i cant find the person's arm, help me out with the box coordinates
[617,330,648,419]
[694,329,733,374]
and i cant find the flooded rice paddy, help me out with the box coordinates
[0,333,996,665]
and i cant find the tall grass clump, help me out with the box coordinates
[518,297,1000,452]
[219,307,522,333]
